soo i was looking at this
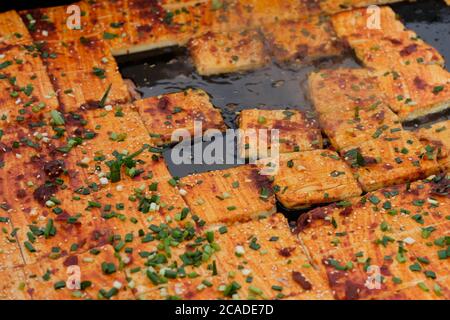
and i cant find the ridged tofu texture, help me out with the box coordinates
[273,150,362,209]
[189,30,269,76]
[0,44,59,129]
[40,37,130,112]
[261,16,345,64]
[238,109,322,157]
[413,120,450,170]
[134,88,225,145]
[179,165,276,225]
[125,214,334,300]
[297,176,450,300]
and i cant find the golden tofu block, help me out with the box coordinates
[21,245,134,299]
[342,131,441,191]
[332,7,444,69]
[19,3,102,43]
[134,88,225,145]
[331,6,405,38]
[105,0,212,55]
[318,102,402,150]
[42,37,130,112]
[188,30,269,76]
[179,165,276,225]
[273,150,362,209]
[125,214,333,300]
[298,177,450,300]
[0,10,33,46]
[238,109,323,157]
[414,120,450,170]
[0,127,110,265]
[343,31,445,69]
[376,65,450,121]
[62,107,189,229]
[262,16,345,64]
[0,44,58,129]
[308,68,385,115]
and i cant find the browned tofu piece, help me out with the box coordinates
[179,165,276,225]
[376,65,450,121]
[298,176,450,300]
[134,89,225,145]
[342,32,445,70]
[331,7,444,69]
[19,3,102,43]
[0,10,33,46]
[318,102,402,150]
[40,37,130,112]
[0,267,28,300]
[62,107,189,231]
[413,120,450,170]
[330,5,405,37]
[238,109,322,157]
[0,126,111,265]
[0,44,59,129]
[105,0,212,55]
[262,16,345,64]
[273,150,362,209]
[188,30,269,76]
[342,131,441,191]
[308,68,385,115]
[21,245,134,300]
[125,214,333,300]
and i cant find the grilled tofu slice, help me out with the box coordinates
[376,65,450,121]
[413,120,450,170]
[179,165,276,226]
[262,16,345,64]
[238,109,322,158]
[41,37,130,112]
[189,30,269,76]
[297,176,450,300]
[62,107,189,229]
[273,150,362,209]
[0,10,33,46]
[331,7,445,69]
[330,5,405,38]
[125,214,333,300]
[0,267,28,300]
[341,31,445,69]
[0,44,58,129]
[342,131,441,192]
[135,88,225,145]
[21,244,134,300]
[308,68,385,116]
[318,102,402,151]
[19,3,102,43]
[0,126,110,265]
